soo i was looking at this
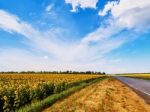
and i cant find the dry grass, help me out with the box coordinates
[43,78,150,112]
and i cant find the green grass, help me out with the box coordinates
[17,77,107,112]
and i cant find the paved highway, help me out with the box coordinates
[115,76,150,103]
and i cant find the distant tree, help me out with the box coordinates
[0,70,106,75]
[102,72,106,75]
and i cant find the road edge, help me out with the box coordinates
[114,76,150,104]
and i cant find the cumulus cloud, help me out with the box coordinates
[99,0,150,30]
[98,1,117,16]
[65,0,98,12]
[82,0,150,46]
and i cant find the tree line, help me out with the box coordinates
[0,71,106,75]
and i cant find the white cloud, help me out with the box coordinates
[0,0,150,74]
[0,48,105,72]
[65,0,98,12]
[98,1,117,16]
[44,55,49,59]
[0,49,56,71]
[0,9,127,73]
[99,0,150,30]
[82,0,150,49]
[0,10,40,39]
[77,0,150,73]
[45,4,54,12]
[0,9,69,61]
[0,48,129,73]
[0,9,91,63]
[81,20,122,43]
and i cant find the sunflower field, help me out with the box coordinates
[0,74,101,112]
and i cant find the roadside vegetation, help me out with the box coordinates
[18,77,106,112]
[44,78,150,112]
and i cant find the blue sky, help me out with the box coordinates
[0,0,150,73]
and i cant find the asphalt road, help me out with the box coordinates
[115,76,150,103]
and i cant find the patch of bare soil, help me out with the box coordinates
[43,78,150,112]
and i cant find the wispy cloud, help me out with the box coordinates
[0,0,150,73]
[45,4,54,12]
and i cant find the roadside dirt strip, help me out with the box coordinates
[43,78,150,112]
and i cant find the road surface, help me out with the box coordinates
[115,76,150,103]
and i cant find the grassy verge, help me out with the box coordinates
[17,77,107,112]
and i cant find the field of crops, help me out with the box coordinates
[119,74,150,80]
[0,74,101,112]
